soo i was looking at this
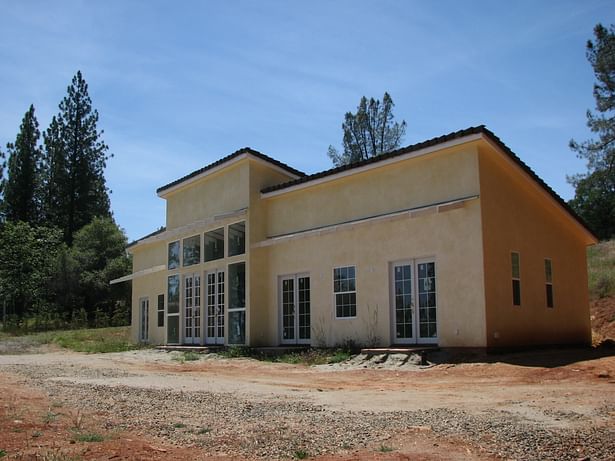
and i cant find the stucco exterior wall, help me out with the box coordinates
[164,162,250,230]
[258,201,486,347]
[265,144,480,237]
[130,243,166,344]
[256,145,487,347]
[478,144,592,347]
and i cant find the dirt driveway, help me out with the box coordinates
[0,347,613,460]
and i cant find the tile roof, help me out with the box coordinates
[156,147,306,195]
[260,125,597,240]
[127,226,166,248]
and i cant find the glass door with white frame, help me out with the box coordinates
[280,274,310,345]
[183,273,202,344]
[206,270,225,345]
[391,259,437,344]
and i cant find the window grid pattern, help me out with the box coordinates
[184,276,193,338]
[298,277,311,340]
[394,264,413,339]
[282,278,295,340]
[194,274,201,338]
[418,262,437,338]
[334,266,356,318]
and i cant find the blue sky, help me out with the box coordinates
[0,0,613,241]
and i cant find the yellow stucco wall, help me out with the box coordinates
[478,144,593,347]
[255,144,487,347]
[265,145,480,237]
[164,161,250,230]
[130,243,166,344]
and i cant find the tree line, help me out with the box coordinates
[0,71,130,330]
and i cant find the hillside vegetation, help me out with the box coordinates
[588,240,615,342]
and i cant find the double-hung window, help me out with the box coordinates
[334,266,356,318]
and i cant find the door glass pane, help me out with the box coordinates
[418,262,437,338]
[298,277,310,340]
[282,278,295,340]
[394,264,413,339]
[194,274,201,338]
[217,271,225,339]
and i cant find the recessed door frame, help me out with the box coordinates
[139,297,149,343]
[183,273,202,345]
[206,269,225,345]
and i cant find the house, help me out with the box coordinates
[119,126,597,349]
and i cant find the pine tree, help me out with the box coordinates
[569,24,615,239]
[43,71,111,244]
[328,92,407,166]
[3,105,44,224]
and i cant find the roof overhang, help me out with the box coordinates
[158,153,303,198]
[261,133,482,199]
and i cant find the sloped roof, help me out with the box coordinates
[127,226,166,248]
[156,147,305,195]
[260,125,597,241]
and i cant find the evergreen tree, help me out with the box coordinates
[328,92,407,166]
[3,105,44,224]
[0,147,6,214]
[43,71,111,244]
[569,24,615,240]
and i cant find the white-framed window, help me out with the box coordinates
[545,258,554,308]
[228,261,246,343]
[204,227,224,262]
[511,252,521,306]
[228,221,246,257]
[167,274,180,344]
[168,240,180,269]
[182,235,201,266]
[333,266,356,318]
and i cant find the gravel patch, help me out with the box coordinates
[2,362,613,460]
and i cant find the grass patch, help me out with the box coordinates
[219,347,354,366]
[219,345,252,358]
[197,427,211,434]
[0,450,6,458]
[43,411,58,424]
[588,240,615,299]
[172,351,201,363]
[294,449,309,459]
[378,444,394,452]
[43,327,143,353]
[173,422,187,429]
[73,432,104,443]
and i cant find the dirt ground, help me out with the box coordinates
[0,346,614,461]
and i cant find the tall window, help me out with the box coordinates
[157,294,164,327]
[228,221,245,257]
[511,252,521,306]
[545,259,554,308]
[167,275,180,343]
[168,241,180,269]
[228,262,246,344]
[204,227,224,262]
[334,266,356,318]
[183,235,200,266]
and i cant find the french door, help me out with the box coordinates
[206,270,225,345]
[279,274,311,345]
[183,273,202,344]
[391,259,437,344]
[139,297,149,342]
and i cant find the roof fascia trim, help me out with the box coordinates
[260,133,482,199]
